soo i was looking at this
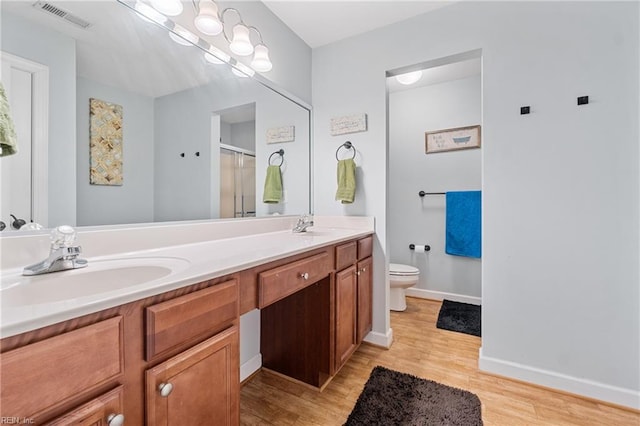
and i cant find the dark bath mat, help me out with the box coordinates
[436,300,481,337]
[344,366,483,426]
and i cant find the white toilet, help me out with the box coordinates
[389,263,420,311]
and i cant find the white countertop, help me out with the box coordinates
[1,224,373,338]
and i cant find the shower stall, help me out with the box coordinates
[220,145,256,218]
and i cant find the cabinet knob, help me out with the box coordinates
[158,382,174,397]
[300,272,309,280]
[107,413,125,426]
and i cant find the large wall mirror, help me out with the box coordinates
[0,0,311,231]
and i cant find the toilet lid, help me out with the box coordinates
[389,263,419,276]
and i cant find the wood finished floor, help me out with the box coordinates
[240,297,640,425]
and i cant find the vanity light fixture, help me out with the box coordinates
[396,70,423,85]
[134,0,273,74]
[229,23,254,56]
[149,0,182,16]
[196,2,273,72]
[194,0,223,35]
[251,43,272,72]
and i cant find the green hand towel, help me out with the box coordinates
[0,82,18,157]
[335,158,356,204]
[263,165,283,203]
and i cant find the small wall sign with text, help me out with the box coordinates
[266,126,295,144]
[425,125,481,154]
[330,113,368,136]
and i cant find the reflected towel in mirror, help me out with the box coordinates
[263,165,283,203]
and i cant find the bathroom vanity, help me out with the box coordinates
[0,218,374,425]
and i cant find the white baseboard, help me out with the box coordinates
[479,348,640,410]
[405,287,481,305]
[363,328,394,348]
[240,353,262,382]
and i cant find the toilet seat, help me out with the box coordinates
[389,263,419,276]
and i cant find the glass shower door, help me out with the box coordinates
[220,148,255,218]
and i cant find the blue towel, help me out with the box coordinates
[445,191,481,258]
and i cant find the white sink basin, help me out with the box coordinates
[1,256,190,306]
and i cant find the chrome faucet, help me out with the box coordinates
[23,226,88,276]
[292,214,314,233]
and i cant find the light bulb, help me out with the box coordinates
[229,24,254,56]
[149,0,183,16]
[204,46,230,64]
[250,44,272,72]
[396,70,423,85]
[194,0,223,35]
[134,1,167,24]
[169,25,199,46]
[232,62,255,78]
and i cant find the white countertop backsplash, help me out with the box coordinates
[0,216,375,338]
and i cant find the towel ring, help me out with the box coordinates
[269,149,284,166]
[335,141,356,161]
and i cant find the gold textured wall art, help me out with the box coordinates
[90,98,123,185]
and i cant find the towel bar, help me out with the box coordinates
[268,149,284,166]
[335,141,356,161]
[418,191,445,197]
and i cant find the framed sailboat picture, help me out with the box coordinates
[425,125,481,154]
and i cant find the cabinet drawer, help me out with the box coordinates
[335,241,357,271]
[44,385,124,426]
[357,236,373,260]
[0,317,123,419]
[146,279,239,361]
[259,252,331,308]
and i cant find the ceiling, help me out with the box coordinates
[261,1,454,48]
[2,0,458,99]
[387,57,481,93]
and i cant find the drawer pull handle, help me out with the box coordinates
[300,272,309,280]
[107,413,125,426]
[158,382,174,397]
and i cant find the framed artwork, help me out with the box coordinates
[90,98,123,185]
[425,125,481,154]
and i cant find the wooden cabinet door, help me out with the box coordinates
[44,386,124,426]
[357,256,373,343]
[146,326,239,426]
[335,265,358,371]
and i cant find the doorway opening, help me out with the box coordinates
[214,103,256,218]
[385,49,483,315]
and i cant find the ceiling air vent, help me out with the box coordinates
[32,1,92,29]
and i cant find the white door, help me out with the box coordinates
[0,52,48,231]
[1,62,32,229]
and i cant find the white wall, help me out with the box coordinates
[76,77,154,226]
[230,121,256,152]
[1,12,76,227]
[389,75,481,300]
[312,1,639,408]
